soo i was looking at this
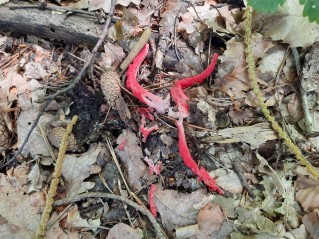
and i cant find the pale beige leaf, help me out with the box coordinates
[17,109,54,158]
[0,164,41,233]
[154,187,207,233]
[211,169,243,194]
[196,203,225,238]
[106,223,142,239]
[296,183,319,212]
[66,205,100,230]
[62,143,104,197]
[258,0,319,48]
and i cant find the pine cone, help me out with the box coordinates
[100,71,121,107]
[0,117,10,148]
[47,127,80,152]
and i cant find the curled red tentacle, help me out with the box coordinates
[176,120,223,194]
[126,44,170,114]
[169,53,219,120]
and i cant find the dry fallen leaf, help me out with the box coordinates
[98,42,126,69]
[302,210,319,239]
[215,34,274,103]
[154,187,208,233]
[62,143,103,197]
[211,169,243,194]
[196,203,226,238]
[295,176,319,212]
[65,204,100,231]
[88,0,141,13]
[106,223,142,239]
[0,163,41,237]
[257,0,319,48]
[17,109,55,158]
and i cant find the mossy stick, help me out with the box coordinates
[34,115,78,239]
[244,7,319,179]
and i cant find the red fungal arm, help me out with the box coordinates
[169,84,190,119]
[148,184,157,217]
[177,53,219,89]
[169,53,219,120]
[138,107,159,142]
[126,44,170,114]
[176,120,223,194]
[140,113,159,143]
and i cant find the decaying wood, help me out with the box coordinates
[0,3,103,48]
[203,122,278,149]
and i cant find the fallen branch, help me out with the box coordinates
[54,192,166,239]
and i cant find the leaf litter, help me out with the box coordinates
[1,0,319,238]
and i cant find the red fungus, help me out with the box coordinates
[176,120,223,194]
[126,44,170,114]
[177,53,219,90]
[126,42,222,193]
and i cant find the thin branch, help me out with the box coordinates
[54,192,166,239]
[0,100,52,169]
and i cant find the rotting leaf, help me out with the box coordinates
[65,204,101,231]
[115,130,148,191]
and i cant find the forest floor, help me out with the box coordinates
[1,0,319,238]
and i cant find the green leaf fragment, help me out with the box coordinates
[300,0,319,24]
[248,0,285,13]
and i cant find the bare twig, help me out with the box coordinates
[37,0,117,103]
[119,27,152,74]
[291,47,315,136]
[54,192,166,239]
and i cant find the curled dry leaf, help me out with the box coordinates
[47,127,80,153]
[100,71,121,107]
[0,115,10,149]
